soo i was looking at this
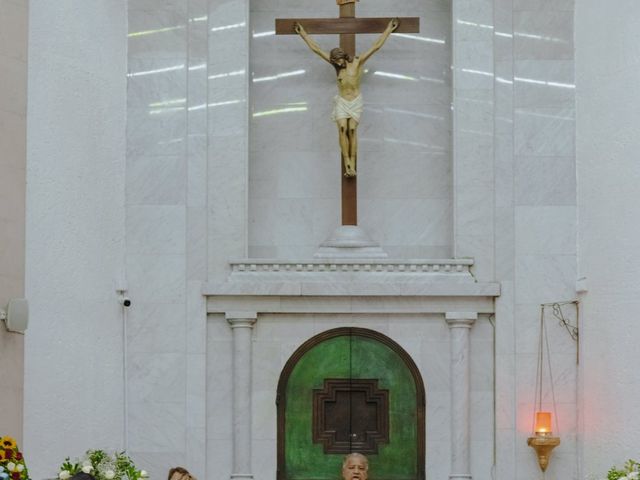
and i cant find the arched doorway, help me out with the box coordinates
[277,327,425,480]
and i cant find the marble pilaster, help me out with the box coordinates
[227,312,258,480]
[446,311,477,480]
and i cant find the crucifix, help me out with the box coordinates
[276,1,420,226]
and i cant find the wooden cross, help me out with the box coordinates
[275,1,420,226]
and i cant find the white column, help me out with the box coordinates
[227,311,258,480]
[446,312,477,480]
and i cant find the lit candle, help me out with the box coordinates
[535,411,552,436]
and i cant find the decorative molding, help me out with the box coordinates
[230,258,474,275]
[313,378,389,454]
[445,312,477,329]
[226,312,258,329]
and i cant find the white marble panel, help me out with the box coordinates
[127,106,187,157]
[128,352,187,403]
[188,134,208,207]
[514,304,578,356]
[360,198,452,246]
[128,401,186,451]
[514,156,575,205]
[252,439,277,480]
[129,0,187,13]
[249,198,315,247]
[456,234,494,280]
[515,206,576,255]
[185,426,206,479]
[208,100,248,138]
[255,313,317,342]
[470,341,493,392]
[514,107,574,156]
[252,341,282,393]
[421,342,451,393]
[515,352,577,405]
[514,0,574,10]
[426,391,451,441]
[186,353,206,427]
[187,207,207,280]
[426,440,451,480]
[513,11,573,60]
[187,57,208,117]
[128,58,187,108]
[252,389,278,440]
[251,107,314,152]
[494,208,515,280]
[454,40,493,91]
[514,254,576,304]
[206,438,232,479]
[127,205,186,254]
[455,184,493,235]
[126,254,187,303]
[187,281,207,353]
[127,302,186,354]
[206,355,233,440]
[207,313,232,341]
[127,155,187,205]
[514,60,575,108]
[128,8,188,60]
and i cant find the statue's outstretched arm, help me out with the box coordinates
[359,18,399,65]
[294,23,331,63]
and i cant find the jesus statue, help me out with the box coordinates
[294,18,399,177]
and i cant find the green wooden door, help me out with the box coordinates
[277,328,425,480]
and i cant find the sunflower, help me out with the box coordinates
[0,438,15,450]
[0,449,5,461]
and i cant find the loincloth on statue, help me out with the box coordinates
[331,94,363,123]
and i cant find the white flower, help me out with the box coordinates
[59,470,72,480]
[16,465,24,473]
[620,477,628,480]
[630,472,639,480]
[140,471,149,478]
[6,464,16,473]
[82,461,93,468]
[105,470,116,480]
[82,465,94,474]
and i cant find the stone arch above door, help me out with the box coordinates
[276,327,426,480]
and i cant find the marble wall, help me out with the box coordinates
[24,1,128,477]
[493,0,578,479]
[0,0,28,445]
[207,313,494,480]
[123,0,578,480]
[249,0,453,259]
[576,1,640,477]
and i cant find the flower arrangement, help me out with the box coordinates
[0,436,30,480]
[606,459,640,480]
[58,450,148,480]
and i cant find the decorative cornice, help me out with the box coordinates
[229,258,474,275]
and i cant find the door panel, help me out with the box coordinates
[278,328,424,480]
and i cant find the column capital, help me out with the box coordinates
[226,311,258,328]
[445,312,477,328]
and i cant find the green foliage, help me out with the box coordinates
[605,459,640,480]
[57,450,148,480]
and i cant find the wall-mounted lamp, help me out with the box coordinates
[528,411,560,472]
[526,302,578,473]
